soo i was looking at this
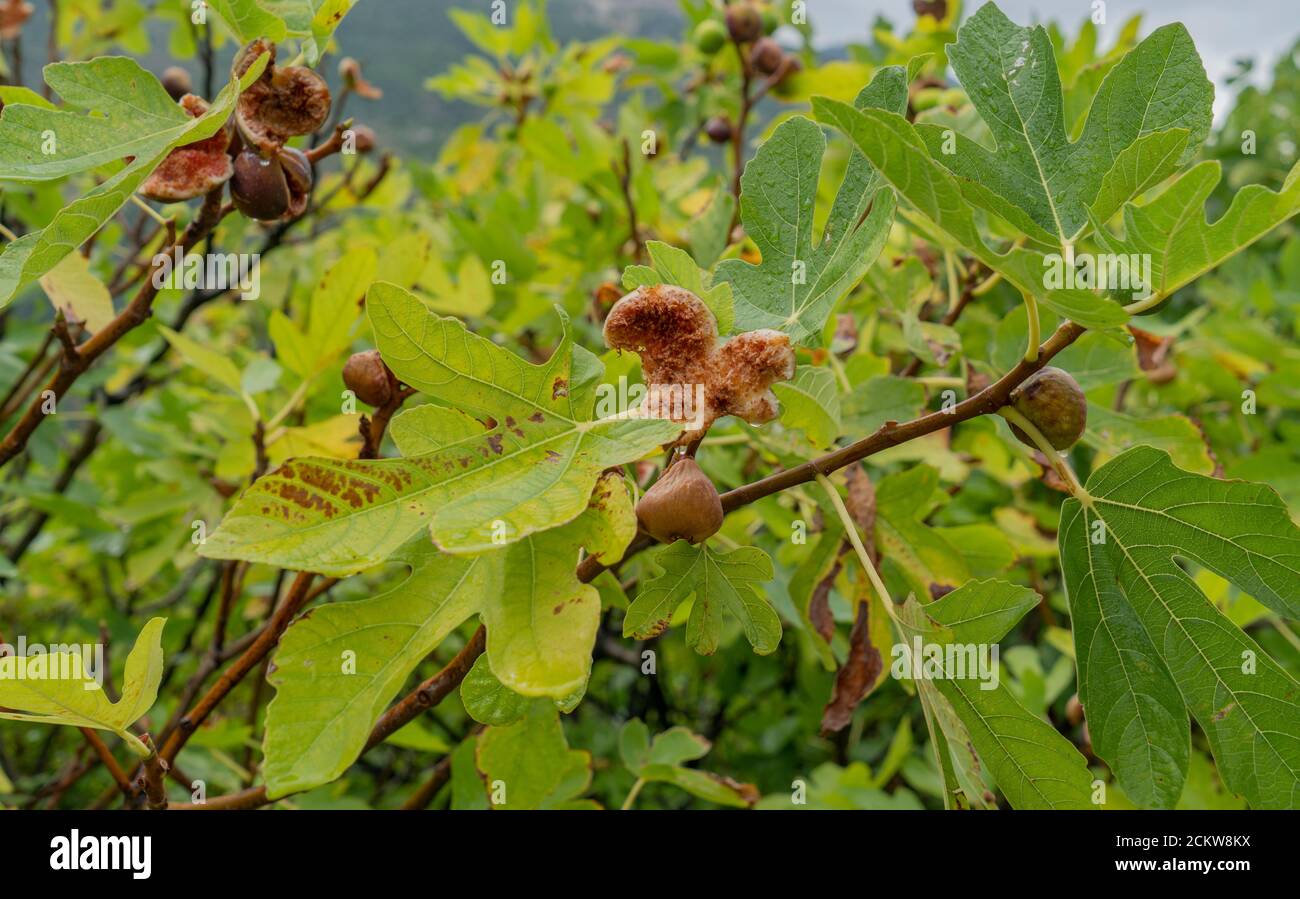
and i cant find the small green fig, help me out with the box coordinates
[1010,366,1087,451]
[693,19,727,55]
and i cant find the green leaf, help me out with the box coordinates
[689,177,736,270]
[921,578,1041,644]
[0,617,165,756]
[623,542,780,656]
[0,56,266,310]
[716,66,907,344]
[772,365,841,448]
[476,703,594,809]
[919,4,1212,245]
[1060,447,1300,809]
[157,325,246,395]
[842,374,926,435]
[1083,404,1215,475]
[482,470,635,697]
[931,676,1096,809]
[199,284,678,573]
[260,541,487,798]
[618,719,756,808]
[39,251,114,334]
[461,654,532,726]
[208,0,289,41]
[1094,160,1300,306]
[811,98,1129,329]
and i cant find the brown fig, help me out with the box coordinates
[635,456,724,544]
[230,150,290,221]
[343,350,396,407]
[161,66,193,101]
[750,37,784,76]
[1010,366,1087,451]
[277,145,313,218]
[725,2,763,43]
[705,115,733,144]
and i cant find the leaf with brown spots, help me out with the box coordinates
[200,287,677,572]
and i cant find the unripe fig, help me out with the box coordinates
[230,150,290,221]
[1010,366,1087,451]
[343,350,396,407]
[705,115,733,144]
[161,66,192,101]
[635,456,724,544]
[749,37,784,75]
[693,19,727,55]
[725,2,762,43]
[759,4,779,34]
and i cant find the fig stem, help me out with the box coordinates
[129,194,171,229]
[1021,290,1040,362]
[944,250,959,315]
[816,474,896,614]
[620,777,646,810]
[997,406,1089,501]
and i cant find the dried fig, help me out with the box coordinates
[635,456,724,544]
[234,39,331,155]
[1009,366,1087,451]
[139,95,235,203]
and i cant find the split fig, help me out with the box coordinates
[635,456,724,544]
[1009,366,1087,451]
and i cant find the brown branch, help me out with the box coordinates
[78,728,132,797]
[399,753,455,811]
[0,190,232,469]
[364,626,486,753]
[617,138,644,261]
[173,627,485,810]
[137,735,169,810]
[159,571,326,764]
[575,320,1087,585]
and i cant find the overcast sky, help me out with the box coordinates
[805,0,1296,118]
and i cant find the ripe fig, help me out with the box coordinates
[1009,366,1087,451]
[230,150,290,221]
[343,350,396,407]
[635,456,724,544]
[750,37,784,75]
[693,19,727,55]
[705,115,733,144]
[234,39,331,155]
[349,124,377,154]
[161,66,192,101]
[725,2,763,43]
